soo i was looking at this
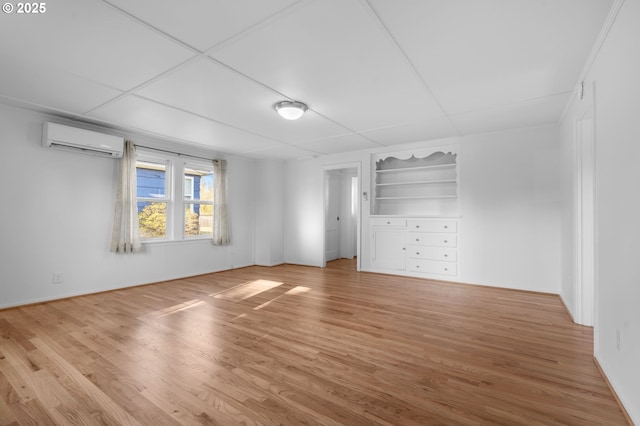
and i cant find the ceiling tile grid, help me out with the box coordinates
[103,0,300,52]
[0,0,615,159]
[210,0,448,133]
[0,0,195,92]
[133,58,355,144]
[367,0,613,115]
[0,54,123,114]
[88,95,283,153]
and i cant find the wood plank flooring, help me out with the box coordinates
[0,259,628,425]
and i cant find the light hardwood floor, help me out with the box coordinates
[0,260,628,425]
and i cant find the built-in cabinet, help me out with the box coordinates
[370,146,459,280]
[371,217,458,278]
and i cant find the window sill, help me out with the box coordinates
[141,237,213,246]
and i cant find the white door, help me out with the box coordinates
[325,171,341,261]
[339,171,358,259]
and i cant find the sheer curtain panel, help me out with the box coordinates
[111,141,141,253]
[213,159,231,245]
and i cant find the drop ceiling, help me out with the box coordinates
[0,0,613,159]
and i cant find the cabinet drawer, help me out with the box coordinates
[407,219,457,233]
[407,260,457,276]
[407,246,457,261]
[371,217,406,227]
[408,233,457,247]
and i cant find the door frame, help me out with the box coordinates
[574,101,596,326]
[322,162,362,270]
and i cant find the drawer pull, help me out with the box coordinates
[415,238,419,242]
[444,254,448,257]
[416,265,420,269]
[444,268,448,271]
[416,252,420,255]
[444,225,448,229]
[386,221,390,224]
[444,240,448,243]
[416,225,420,229]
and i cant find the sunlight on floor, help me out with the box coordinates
[253,285,311,311]
[286,286,311,296]
[152,299,205,317]
[212,279,284,301]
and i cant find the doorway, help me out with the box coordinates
[323,164,360,269]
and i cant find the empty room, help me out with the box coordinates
[0,0,638,424]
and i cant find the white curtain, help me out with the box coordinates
[111,141,141,253]
[213,159,230,245]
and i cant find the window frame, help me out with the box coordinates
[184,176,194,200]
[135,153,172,242]
[135,149,214,243]
[182,161,214,240]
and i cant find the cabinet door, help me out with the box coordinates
[372,228,405,270]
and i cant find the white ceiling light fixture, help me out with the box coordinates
[274,100,308,120]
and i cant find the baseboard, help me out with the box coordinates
[558,293,577,323]
[254,262,285,267]
[0,263,256,312]
[593,355,636,425]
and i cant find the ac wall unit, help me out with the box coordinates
[42,122,124,158]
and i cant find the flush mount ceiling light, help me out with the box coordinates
[274,100,308,120]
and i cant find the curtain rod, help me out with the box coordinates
[134,144,219,163]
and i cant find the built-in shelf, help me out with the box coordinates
[375,163,456,173]
[372,147,459,216]
[376,179,456,187]
[376,195,457,200]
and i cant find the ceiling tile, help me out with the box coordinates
[0,55,122,114]
[210,0,445,131]
[0,0,194,91]
[295,133,381,155]
[370,0,613,114]
[136,58,351,143]
[243,144,319,160]
[362,117,460,147]
[450,93,571,135]
[88,95,280,153]
[105,0,299,52]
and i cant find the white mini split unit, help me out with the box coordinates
[42,122,124,158]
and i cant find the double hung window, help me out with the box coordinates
[135,150,214,242]
[136,158,170,239]
[183,164,213,237]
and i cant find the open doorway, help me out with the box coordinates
[323,164,360,270]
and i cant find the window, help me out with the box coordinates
[136,159,169,239]
[135,151,214,242]
[184,165,214,237]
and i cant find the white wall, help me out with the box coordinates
[284,125,562,293]
[0,105,256,309]
[560,0,640,421]
[254,159,284,266]
[459,126,561,292]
